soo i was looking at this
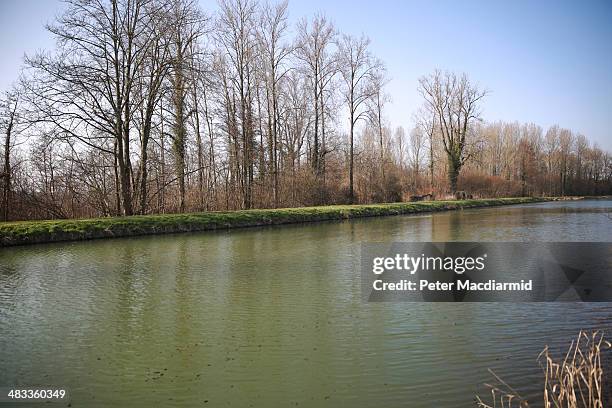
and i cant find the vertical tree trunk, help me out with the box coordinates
[448,154,461,193]
[122,89,134,216]
[349,108,355,204]
[139,128,149,214]
[202,85,216,210]
[139,104,155,215]
[172,44,187,213]
[160,124,167,214]
[2,118,12,221]
[115,119,133,216]
[312,71,320,176]
[429,132,435,192]
[320,93,326,204]
[193,85,204,210]
[272,84,279,208]
[429,144,434,194]
[113,140,121,215]
[377,95,385,191]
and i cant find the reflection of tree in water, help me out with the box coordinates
[431,211,463,242]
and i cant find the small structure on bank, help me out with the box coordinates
[454,191,473,200]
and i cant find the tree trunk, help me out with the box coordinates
[272,83,279,208]
[202,85,216,210]
[312,71,320,176]
[172,44,187,213]
[448,154,461,193]
[429,133,434,192]
[139,131,149,214]
[115,121,133,216]
[139,105,154,215]
[377,95,385,193]
[2,117,12,221]
[193,87,204,210]
[320,93,326,204]
[349,110,355,204]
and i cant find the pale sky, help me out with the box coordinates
[1,0,611,150]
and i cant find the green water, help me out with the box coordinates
[1,200,611,407]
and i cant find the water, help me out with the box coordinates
[1,200,611,407]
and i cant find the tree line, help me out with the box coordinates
[1,0,610,221]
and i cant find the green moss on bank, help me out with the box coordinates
[0,197,548,247]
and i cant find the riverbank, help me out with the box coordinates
[0,197,549,247]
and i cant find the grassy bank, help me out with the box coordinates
[0,197,548,247]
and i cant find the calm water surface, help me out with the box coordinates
[1,200,611,407]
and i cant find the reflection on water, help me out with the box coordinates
[1,200,611,407]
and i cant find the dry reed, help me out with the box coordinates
[476,331,611,408]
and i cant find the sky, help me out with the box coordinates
[1,0,611,150]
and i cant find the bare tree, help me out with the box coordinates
[0,89,22,221]
[338,34,380,203]
[280,69,311,204]
[558,128,573,196]
[135,2,174,214]
[367,68,390,186]
[409,125,425,190]
[258,0,291,207]
[295,14,336,190]
[414,105,437,192]
[216,0,258,209]
[167,0,207,212]
[418,70,487,192]
[25,0,165,215]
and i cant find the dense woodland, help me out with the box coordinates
[1,0,610,221]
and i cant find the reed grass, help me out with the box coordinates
[476,331,611,408]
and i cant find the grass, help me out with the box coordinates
[0,197,548,247]
[476,331,611,408]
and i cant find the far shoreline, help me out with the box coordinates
[1,196,606,247]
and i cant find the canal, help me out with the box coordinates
[1,200,611,407]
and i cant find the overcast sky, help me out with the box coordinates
[1,0,611,149]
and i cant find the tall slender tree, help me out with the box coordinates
[338,34,380,203]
